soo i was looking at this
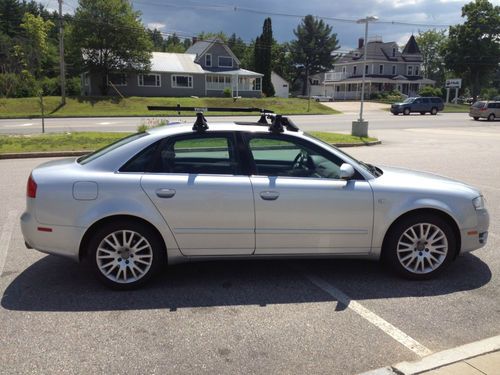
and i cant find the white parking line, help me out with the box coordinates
[303,272,433,357]
[0,210,18,276]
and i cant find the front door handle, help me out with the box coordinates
[260,191,280,201]
[156,188,176,198]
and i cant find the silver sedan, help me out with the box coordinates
[21,121,489,289]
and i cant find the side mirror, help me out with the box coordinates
[340,163,355,180]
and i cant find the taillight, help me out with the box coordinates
[27,174,37,198]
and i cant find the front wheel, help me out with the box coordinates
[420,112,426,115]
[403,108,410,115]
[473,117,479,121]
[383,214,456,279]
[431,107,438,115]
[88,220,166,289]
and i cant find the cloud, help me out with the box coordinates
[147,22,166,30]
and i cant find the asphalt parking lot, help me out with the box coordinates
[0,124,499,374]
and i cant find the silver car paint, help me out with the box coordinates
[21,123,489,265]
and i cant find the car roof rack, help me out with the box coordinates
[147,105,299,133]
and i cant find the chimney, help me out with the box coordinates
[358,38,364,49]
[192,36,198,44]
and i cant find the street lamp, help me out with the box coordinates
[351,15,378,137]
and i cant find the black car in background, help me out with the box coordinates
[391,97,445,115]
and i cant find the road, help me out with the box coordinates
[1,111,495,135]
[0,123,499,374]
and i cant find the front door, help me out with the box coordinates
[140,132,255,256]
[245,134,373,255]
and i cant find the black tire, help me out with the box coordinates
[382,213,457,280]
[88,220,166,289]
[430,107,438,115]
[473,117,479,121]
[403,108,410,115]
[488,113,495,121]
[392,112,399,115]
[420,112,426,115]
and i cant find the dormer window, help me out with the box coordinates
[353,66,357,75]
[379,65,384,74]
[392,47,396,57]
[392,65,396,75]
[218,56,233,68]
[365,65,369,74]
[205,54,212,67]
[415,66,419,76]
[407,66,413,76]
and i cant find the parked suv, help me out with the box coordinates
[469,101,500,121]
[391,97,444,115]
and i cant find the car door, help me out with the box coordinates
[245,134,374,255]
[413,98,424,112]
[140,132,255,256]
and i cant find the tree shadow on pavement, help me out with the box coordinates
[1,253,491,312]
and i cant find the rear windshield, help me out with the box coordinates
[472,101,486,109]
[77,133,148,165]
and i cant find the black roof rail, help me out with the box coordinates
[147,106,274,114]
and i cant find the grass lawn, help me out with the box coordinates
[0,96,339,118]
[0,131,377,154]
[442,103,470,113]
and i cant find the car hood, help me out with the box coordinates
[374,165,481,198]
[392,102,407,106]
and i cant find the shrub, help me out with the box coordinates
[419,85,442,97]
[66,76,81,96]
[223,87,232,98]
[480,88,499,100]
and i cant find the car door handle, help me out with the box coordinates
[260,191,280,201]
[156,188,176,198]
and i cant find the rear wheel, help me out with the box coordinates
[473,117,479,121]
[488,113,495,121]
[431,107,438,115]
[420,111,426,115]
[383,214,456,279]
[392,111,399,115]
[88,220,166,289]
[403,108,410,115]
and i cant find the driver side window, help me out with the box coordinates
[248,137,343,179]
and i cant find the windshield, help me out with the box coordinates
[403,98,414,103]
[472,101,486,109]
[77,133,148,165]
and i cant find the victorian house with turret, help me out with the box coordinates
[310,35,434,100]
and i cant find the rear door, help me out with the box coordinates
[140,132,255,256]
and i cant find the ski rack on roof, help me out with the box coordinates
[146,105,299,133]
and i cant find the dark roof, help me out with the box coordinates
[337,36,422,64]
[402,35,421,55]
[185,40,214,57]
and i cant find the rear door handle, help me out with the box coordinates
[156,188,176,198]
[260,191,280,201]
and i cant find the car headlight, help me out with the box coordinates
[472,196,485,210]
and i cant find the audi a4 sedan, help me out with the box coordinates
[21,117,489,289]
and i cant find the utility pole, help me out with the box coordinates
[58,0,66,105]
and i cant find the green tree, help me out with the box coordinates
[69,0,153,95]
[254,18,274,96]
[227,33,247,63]
[197,31,228,43]
[166,33,185,52]
[148,28,164,51]
[291,15,339,95]
[416,29,447,86]
[444,0,500,99]
[18,13,54,78]
[272,41,295,85]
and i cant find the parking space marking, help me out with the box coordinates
[303,271,433,357]
[0,210,18,276]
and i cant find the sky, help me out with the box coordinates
[58,0,500,50]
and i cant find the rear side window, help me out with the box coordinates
[120,141,160,172]
[472,101,486,108]
[487,102,499,109]
[78,133,147,165]
[154,134,239,175]
[430,98,442,103]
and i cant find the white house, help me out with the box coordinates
[271,71,290,98]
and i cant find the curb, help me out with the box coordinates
[0,141,382,160]
[360,335,500,375]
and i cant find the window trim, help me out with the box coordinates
[171,74,193,89]
[205,53,212,67]
[137,73,161,87]
[218,56,233,68]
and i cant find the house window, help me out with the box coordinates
[342,66,346,74]
[107,73,127,86]
[218,56,233,67]
[311,79,319,85]
[379,65,384,75]
[392,47,396,57]
[353,66,357,75]
[171,75,193,88]
[392,65,396,75]
[138,74,161,87]
[365,65,369,74]
[415,66,419,76]
[407,66,413,76]
[253,77,261,91]
[205,54,212,67]
[83,72,90,86]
